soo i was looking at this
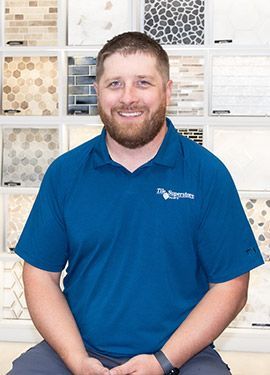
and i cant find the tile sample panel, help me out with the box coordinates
[211,56,270,116]
[68,0,132,45]
[212,0,270,45]
[68,126,103,149]
[3,260,31,319]
[212,128,270,191]
[3,56,58,116]
[5,0,58,46]
[68,57,97,115]
[144,0,204,45]
[242,198,270,262]
[168,56,204,116]
[177,128,203,145]
[6,194,36,252]
[2,128,59,187]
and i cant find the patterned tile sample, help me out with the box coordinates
[2,128,59,187]
[212,0,270,45]
[144,0,204,45]
[2,260,31,319]
[68,0,132,45]
[177,128,203,145]
[68,126,103,149]
[6,194,36,252]
[68,57,97,115]
[242,198,270,262]
[230,264,270,328]
[3,56,58,116]
[168,56,204,116]
[211,56,270,116]
[212,128,270,191]
[5,0,57,46]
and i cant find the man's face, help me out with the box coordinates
[95,52,172,149]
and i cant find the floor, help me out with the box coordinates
[0,342,270,375]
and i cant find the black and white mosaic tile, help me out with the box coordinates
[177,128,203,145]
[144,0,204,45]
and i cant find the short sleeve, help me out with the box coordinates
[197,161,264,283]
[15,161,68,272]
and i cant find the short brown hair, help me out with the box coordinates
[96,32,170,82]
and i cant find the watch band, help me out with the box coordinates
[154,350,179,374]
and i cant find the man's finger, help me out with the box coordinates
[110,361,132,375]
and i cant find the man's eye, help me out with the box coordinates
[137,80,151,87]
[108,81,121,88]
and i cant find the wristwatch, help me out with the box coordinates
[154,350,180,375]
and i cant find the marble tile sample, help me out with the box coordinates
[2,128,59,187]
[168,56,204,116]
[6,194,36,252]
[242,198,270,262]
[2,260,31,319]
[3,56,58,116]
[212,128,270,191]
[211,56,270,116]
[68,126,103,149]
[212,0,270,45]
[68,56,97,115]
[144,0,205,45]
[5,0,57,47]
[68,0,132,45]
[177,128,203,145]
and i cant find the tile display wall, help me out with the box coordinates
[68,0,132,45]
[4,0,58,47]
[68,126,103,149]
[212,0,270,45]
[2,56,58,116]
[211,56,270,116]
[168,56,204,116]
[68,57,97,115]
[144,0,205,45]
[2,128,59,187]
[177,128,203,145]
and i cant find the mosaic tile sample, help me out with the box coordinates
[212,0,270,45]
[177,128,203,145]
[68,0,132,45]
[3,56,58,116]
[212,129,270,191]
[5,0,58,46]
[242,198,270,262]
[6,194,36,252]
[211,56,270,116]
[68,126,103,149]
[68,57,97,115]
[230,264,270,328]
[2,128,59,187]
[144,0,205,45]
[168,56,204,116]
[3,260,31,320]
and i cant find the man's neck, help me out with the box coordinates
[106,123,167,173]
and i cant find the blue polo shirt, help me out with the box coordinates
[16,118,264,357]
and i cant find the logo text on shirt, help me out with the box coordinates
[157,188,195,200]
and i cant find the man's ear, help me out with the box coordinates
[93,81,98,96]
[166,79,173,105]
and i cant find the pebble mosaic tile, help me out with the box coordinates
[68,126,103,149]
[68,0,132,45]
[177,128,203,145]
[211,56,270,116]
[6,194,36,253]
[144,0,204,45]
[212,0,270,45]
[168,56,204,116]
[2,128,59,187]
[2,56,58,116]
[242,198,270,262]
[212,129,270,191]
[68,57,98,115]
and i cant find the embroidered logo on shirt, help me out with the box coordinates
[156,188,195,200]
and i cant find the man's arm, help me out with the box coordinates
[23,262,110,375]
[110,273,249,375]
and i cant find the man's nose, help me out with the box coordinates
[119,85,138,105]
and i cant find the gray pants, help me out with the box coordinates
[7,341,231,374]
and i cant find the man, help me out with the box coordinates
[9,32,263,375]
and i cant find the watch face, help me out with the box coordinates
[168,369,180,375]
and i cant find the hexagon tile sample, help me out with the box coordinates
[2,56,58,116]
[2,128,59,187]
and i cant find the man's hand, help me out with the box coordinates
[77,356,110,375]
[110,354,164,375]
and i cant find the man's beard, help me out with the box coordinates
[98,101,167,149]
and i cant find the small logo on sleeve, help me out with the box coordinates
[157,188,195,200]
